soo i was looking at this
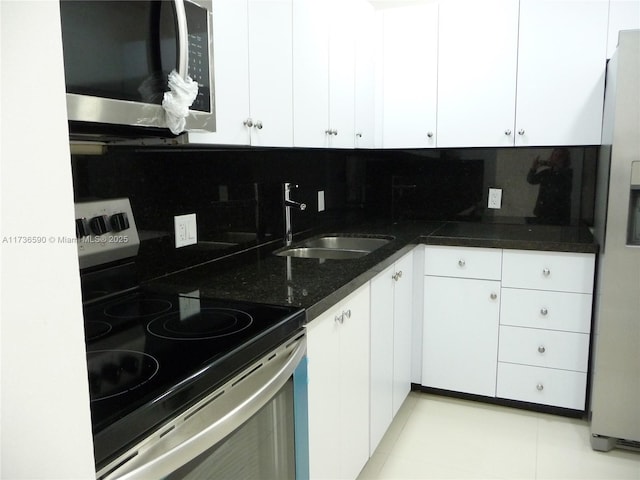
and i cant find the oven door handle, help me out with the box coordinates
[99,335,306,480]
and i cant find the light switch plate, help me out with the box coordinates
[174,213,197,248]
[488,188,502,209]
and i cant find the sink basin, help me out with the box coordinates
[274,235,393,260]
[300,236,391,251]
[276,247,370,260]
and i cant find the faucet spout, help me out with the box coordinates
[283,183,306,246]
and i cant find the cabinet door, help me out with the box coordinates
[307,284,370,480]
[248,0,293,147]
[381,4,438,148]
[328,0,356,148]
[186,0,251,145]
[354,0,376,148]
[392,251,414,416]
[306,307,341,480]
[293,0,330,147]
[422,276,500,397]
[338,285,371,480]
[369,264,394,454]
[437,0,519,148]
[515,0,608,146]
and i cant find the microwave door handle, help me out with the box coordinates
[174,0,189,78]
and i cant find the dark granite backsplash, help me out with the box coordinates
[71,145,597,281]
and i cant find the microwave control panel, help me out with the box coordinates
[186,1,212,113]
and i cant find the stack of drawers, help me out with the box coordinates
[497,250,595,410]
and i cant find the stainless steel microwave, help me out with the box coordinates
[60,0,215,136]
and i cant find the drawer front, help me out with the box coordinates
[498,326,589,372]
[497,362,587,410]
[425,246,502,280]
[502,250,595,293]
[500,288,592,333]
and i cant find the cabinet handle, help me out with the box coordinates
[254,121,263,130]
[458,259,466,268]
[427,132,433,138]
[504,129,512,136]
[333,129,338,136]
[490,292,497,300]
[334,313,344,325]
[540,307,548,316]
[356,132,363,138]
[536,383,544,391]
[392,270,403,282]
[542,268,551,277]
[343,309,351,319]
[518,129,525,135]
[538,345,546,354]
[243,118,253,128]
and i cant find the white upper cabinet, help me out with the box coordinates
[436,0,519,148]
[248,0,294,147]
[380,3,439,148]
[189,0,293,147]
[328,0,357,148]
[293,0,358,148]
[354,0,376,148]
[186,0,251,145]
[515,0,609,146]
[293,0,331,147]
[606,0,640,58]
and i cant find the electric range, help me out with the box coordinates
[75,199,305,471]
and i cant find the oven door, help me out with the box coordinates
[60,0,214,133]
[97,334,308,480]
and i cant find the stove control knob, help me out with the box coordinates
[75,218,91,238]
[90,215,112,236]
[110,212,130,232]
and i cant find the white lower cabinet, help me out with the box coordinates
[306,283,370,480]
[369,249,415,454]
[422,274,501,397]
[421,245,595,412]
[422,246,502,396]
[496,363,588,410]
[496,249,595,411]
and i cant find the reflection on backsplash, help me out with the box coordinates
[370,147,597,225]
[71,145,597,281]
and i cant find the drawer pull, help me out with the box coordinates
[335,313,344,325]
[540,307,548,316]
[542,268,551,277]
[490,292,497,300]
[538,345,546,354]
[458,259,466,268]
[392,271,403,281]
[536,383,544,391]
[343,309,351,320]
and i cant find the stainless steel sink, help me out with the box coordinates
[274,235,393,260]
[300,236,391,251]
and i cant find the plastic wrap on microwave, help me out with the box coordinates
[162,70,199,135]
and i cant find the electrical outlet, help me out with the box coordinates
[488,188,502,209]
[174,213,197,248]
[318,190,325,212]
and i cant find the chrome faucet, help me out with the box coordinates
[283,183,306,246]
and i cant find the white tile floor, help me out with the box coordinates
[358,392,640,480]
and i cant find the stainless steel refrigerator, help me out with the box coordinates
[590,29,640,452]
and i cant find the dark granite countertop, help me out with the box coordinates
[147,221,598,322]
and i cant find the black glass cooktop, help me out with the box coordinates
[83,289,305,469]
